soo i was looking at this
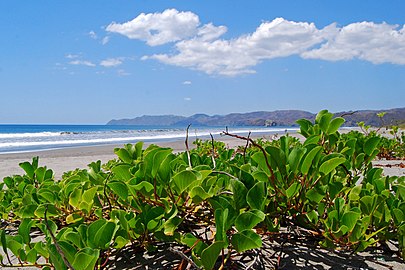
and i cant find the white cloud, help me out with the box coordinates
[89,31,98,39]
[106,9,201,46]
[65,53,80,59]
[101,36,110,45]
[100,58,123,67]
[182,80,192,85]
[117,69,130,76]
[107,10,405,76]
[184,97,192,101]
[148,18,327,75]
[69,60,96,67]
[197,23,227,41]
[301,21,405,64]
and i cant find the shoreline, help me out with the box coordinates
[0,133,276,179]
[1,129,403,180]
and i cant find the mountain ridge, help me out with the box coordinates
[107,107,405,127]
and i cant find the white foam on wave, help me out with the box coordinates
[0,127,299,150]
[0,132,62,139]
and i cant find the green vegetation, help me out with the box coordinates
[0,110,404,269]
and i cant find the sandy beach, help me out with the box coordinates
[0,135,257,179]
[1,131,403,180]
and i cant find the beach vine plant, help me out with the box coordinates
[0,110,404,269]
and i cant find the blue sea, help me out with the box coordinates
[0,124,298,154]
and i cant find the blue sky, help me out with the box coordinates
[1,1,404,124]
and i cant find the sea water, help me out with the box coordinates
[0,124,298,154]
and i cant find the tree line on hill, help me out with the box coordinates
[107,107,405,127]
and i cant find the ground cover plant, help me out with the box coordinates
[0,110,404,269]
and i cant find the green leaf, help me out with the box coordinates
[58,241,77,264]
[114,148,133,164]
[69,188,82,208]
[82,187,97,205]
[393,208,404,225]
[1,229,8,258]
[288,147,306,174]
[19,161,35,179]
[66,213,84,224]
[158,154,175,184]
[172,170,198,194]
[235,210,265,231]
[18,218,34,244]
[318,112,333,133]
[364,136,381,156]
[190,186,210,204]
[72,247,100,270]
[87,219,105,248]
[201,241,225,270]
[319,157,346,175]
[34,242,49,258]
[341,211,360,232]
[95,221,117,249]
[306,189,324,203]
[247,182,267,211]
[108,180,129,200]
[296,118,313,137]
[112,164,132,181]
[214,208,229,243]
[26,248,37,263]
[20,204,38,218]
[266,146,287,176]
[164,217,183,236]
[348,185,362,201]
[301,146,322,175]
[129,181,154,196]
[327,117,345,134]
[286,182,301,199]
[181,233,207,257]
[251,152,271,175]
[6,238,23,257]
[151,148,172,178]
[231,179,248,210]
[231,230,262,253]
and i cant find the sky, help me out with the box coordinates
[1,1,404,124]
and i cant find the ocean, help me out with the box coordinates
[0,124,298,154]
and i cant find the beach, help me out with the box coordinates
[0,135,256,179]
[1,131,403,180]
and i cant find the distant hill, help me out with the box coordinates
[107,107,405,127]
[107,115,186,126]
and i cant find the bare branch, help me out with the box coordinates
[210,133,216,169]
[185,124,192,169]
[44,205,75,270]
[221,131,284,197]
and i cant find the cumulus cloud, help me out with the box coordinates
[100,58,123,67]
[106,9,201,46]
[107,9,405,76]
[148,18,328,75]
[69,60,96,67]
[184,97,192,101]
[182,80,192,85]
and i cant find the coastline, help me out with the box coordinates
[0,134,272,179]
[1,128,403,180]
